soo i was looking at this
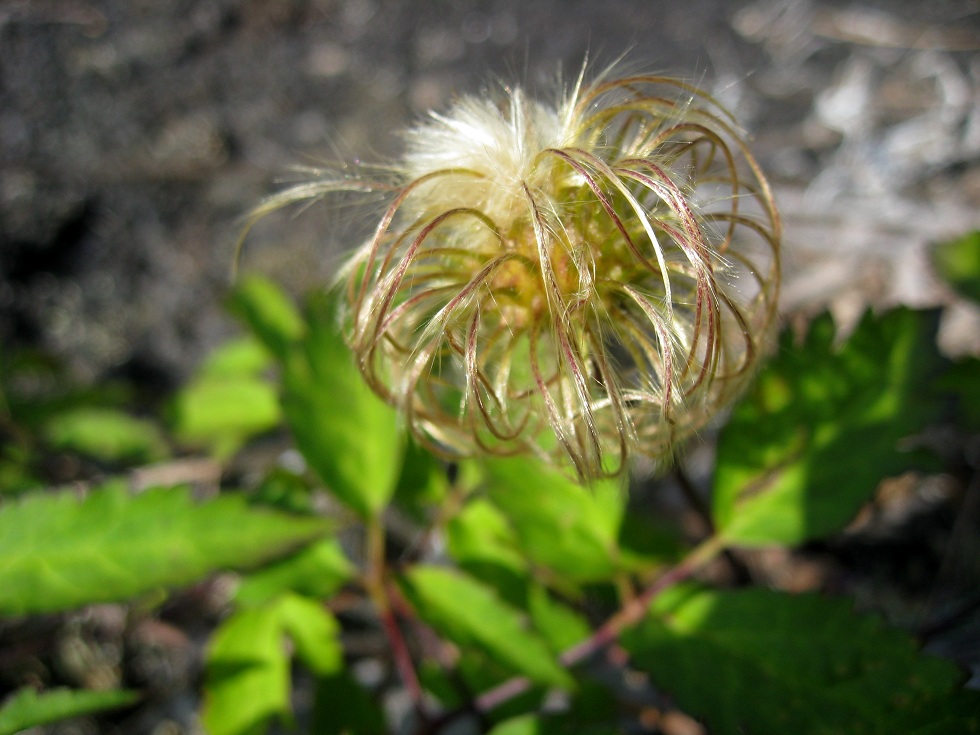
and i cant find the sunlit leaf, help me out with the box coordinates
[203,605,290,735]
[235,538,354,607]
[714,309,947,546]
[281,290,402,518]
[227,275,305,361]
[203,593,343,735]
[401,565,573,688]
[448,498,528,576]
[0,687,138,735]
[447,497,529,605]
[484,457,624,581]
[43,408,169,464]
[488,714,540,735]
[932,230,980,303]
[527,583,591,654]
[0,482,331,615]
[275,593,343,676]
[623,585,980,735]
[170,376,281,458]
[230,277,403,516]
[197,336,273,378]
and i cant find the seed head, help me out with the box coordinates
[249,70,781,480]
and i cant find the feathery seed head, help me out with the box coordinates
[254,71,781,480]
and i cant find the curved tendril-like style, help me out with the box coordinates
[249,72,781,480]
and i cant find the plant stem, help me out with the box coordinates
[472,535,724,715]
[365,514,427,716]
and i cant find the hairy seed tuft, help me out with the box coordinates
[246,69,781,480]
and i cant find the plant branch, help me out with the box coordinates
[471,536,724,716]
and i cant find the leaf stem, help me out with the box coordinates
[473,535,724,715]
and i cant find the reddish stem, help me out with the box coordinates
[366,516,427,718]
[472,549,708,714]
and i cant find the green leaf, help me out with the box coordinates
[487,714,619,735]
[281,290,402,518]
[204,593,343,735]
[487,687,624,735]
[392,438,449,521]
[198,336,274,378]
[228,275,305,361]
[527,584,591,654]
[401,565,573,688]
[484,457,624,581]
[623,585,980,735]
[447,498,528,576]
[447,498,529,605]
[713,309,947,546]
[488,715,541,735]
[275,593,343,676]
[932,230,980,303]
[43,408,169,464]
[0,483,331,615]
[235,538,354,607]
[616,511,686,571]
[203,605,291,735]
[170,375,281,458]
[0,687,138,735]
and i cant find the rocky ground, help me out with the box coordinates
[3,0,978,385]
[1,0,979,733]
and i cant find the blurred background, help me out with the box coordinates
[2,0,978,392]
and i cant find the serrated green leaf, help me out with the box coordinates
[43,408,169,464]
[228,275,305,361]
[623,585,980,735]
[484,457,624,582]
[235,538,353,607]
[714,309,947,546]
[401,565,573,689]
[932,230,980,303]
[282,290,402,518]
[0,687,138,735]
[0,483,331,615]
